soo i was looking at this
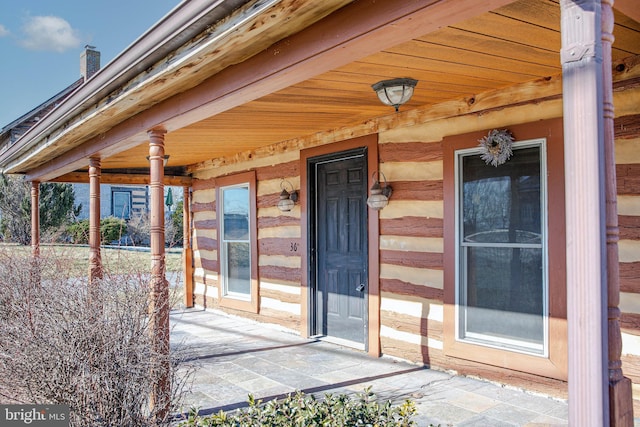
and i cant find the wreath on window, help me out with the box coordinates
[478,129,514,167]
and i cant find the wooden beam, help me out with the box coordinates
[49,171,192,186]
[25,0,514,182]
[615,0,640,23]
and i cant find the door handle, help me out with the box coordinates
[356,284,365,292]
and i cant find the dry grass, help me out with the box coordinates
[0,243,183,277]
[0,249,193,426]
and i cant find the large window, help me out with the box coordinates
[443,119,567,380]
[217,171,258,313]
[457,142,547,355]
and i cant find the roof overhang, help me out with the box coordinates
[1,0,638,184]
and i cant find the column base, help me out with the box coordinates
[610,376,634,427]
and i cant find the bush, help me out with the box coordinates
[127,213,151,246]
[179,387,417,427]
[127,209,183,248]
[101,216,127,243]
[0,248,193,426]
[67,219,90,244]
[67,217,128,245]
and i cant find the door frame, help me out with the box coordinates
[300,134,381,356]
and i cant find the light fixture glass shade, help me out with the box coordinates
[367,188,388,210]
[372,78,418,111]
[367,171,392,210]
[277,189,295,212]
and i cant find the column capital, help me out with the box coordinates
[89,157,101,178]
[147,127,167,140]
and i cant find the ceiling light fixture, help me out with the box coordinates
[371,78,418,112]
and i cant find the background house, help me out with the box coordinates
[0,46,184,224]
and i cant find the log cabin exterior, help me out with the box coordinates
[0,0,639,424]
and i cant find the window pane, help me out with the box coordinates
[461,239,544,352]
[462,147,541,244]
[223,187,249,240]
[113,191,131,219]
[225,242,251,295]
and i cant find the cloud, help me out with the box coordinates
[0,24,9,37]
[20,16,81,52]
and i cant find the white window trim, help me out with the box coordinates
[453,138,550,358]
[219,182,252,301]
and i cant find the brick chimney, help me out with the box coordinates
[80,45,100,81]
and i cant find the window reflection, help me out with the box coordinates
[458,144,546,354]
[462,147,541,244]
[221,185,251,297]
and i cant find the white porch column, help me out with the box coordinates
[147,127,170,420]
[560,0,608,425]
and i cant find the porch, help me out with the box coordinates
[172,308,571,426]
[1,0,639,424]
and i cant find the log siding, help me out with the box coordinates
[616,116,640,398]
[188,99,640,401]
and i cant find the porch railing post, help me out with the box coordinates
[30,181,40,287]
[88,157,103,285]
[148,127,170,420]
[182,186,193,308]
[30,181,40,258]
[601,0,634,424]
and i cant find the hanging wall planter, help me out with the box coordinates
[478,129,514,167]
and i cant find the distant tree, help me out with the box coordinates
[168,200,184,247]
[0,174,81,245]
[0,175,30,244]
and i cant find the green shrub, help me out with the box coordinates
[67,217,128,245]
[179,387,417,427]
[67,219,90,244]
[100,216,127,243]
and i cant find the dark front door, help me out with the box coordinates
[312,150,368,347]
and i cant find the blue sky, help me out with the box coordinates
[0,0,180,128]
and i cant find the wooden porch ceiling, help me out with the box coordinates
[71,0,640,176]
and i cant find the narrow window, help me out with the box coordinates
[220,183,251,298]
[456,140,547,355]
[216,170,258,313]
